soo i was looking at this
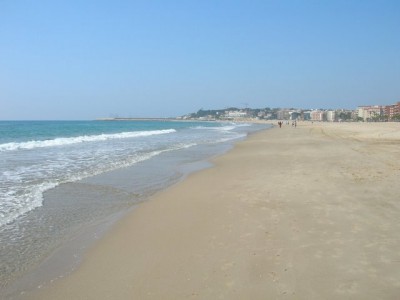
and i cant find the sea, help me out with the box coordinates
[0,119,270,298]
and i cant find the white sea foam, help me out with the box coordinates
[233,123,251,127]
[192,125,236,131]
[0,182,58,227]
[0,129,176,152]
[216,125,236,131]
[0,141,197,227]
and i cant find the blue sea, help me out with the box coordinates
[0,120,270,297]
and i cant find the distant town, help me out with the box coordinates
[178,101,400,122]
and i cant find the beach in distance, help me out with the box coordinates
[19,121,400,299]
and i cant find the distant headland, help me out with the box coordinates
[98,101,400,123]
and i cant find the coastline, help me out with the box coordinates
[1,120,269,298]
[20,122,400,299]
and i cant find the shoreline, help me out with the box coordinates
[2,123,268,299]
[18,122,400,299]
[3,161,216,299]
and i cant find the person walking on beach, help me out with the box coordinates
[278,121,282,128]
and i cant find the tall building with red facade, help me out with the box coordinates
[384,102,400,119]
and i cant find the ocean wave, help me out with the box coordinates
[0,129,176,152]
[0,141,197,227]
[232,123,251,127]
[192,125,236,131]
[216,125,236,131]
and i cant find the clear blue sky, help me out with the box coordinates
[1,0,399,120]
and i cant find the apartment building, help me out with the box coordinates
[326,110,337,122]
[384,102,400,119]
[357,105,383,121]
[303,111,311,120]
[310,110,326,121]
[277,110,290,120]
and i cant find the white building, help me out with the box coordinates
[326,110,336,122]
[225,110,248,118]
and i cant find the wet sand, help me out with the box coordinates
[23,122,400,299]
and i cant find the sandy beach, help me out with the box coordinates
[22,121,400,300]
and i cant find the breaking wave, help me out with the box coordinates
[0,129,176,152]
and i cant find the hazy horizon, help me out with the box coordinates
[1,1,399,120]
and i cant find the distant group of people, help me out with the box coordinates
[277,120,297,128]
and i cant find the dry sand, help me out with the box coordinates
[23,122,400,299]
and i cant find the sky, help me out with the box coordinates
[1,0,399,120]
